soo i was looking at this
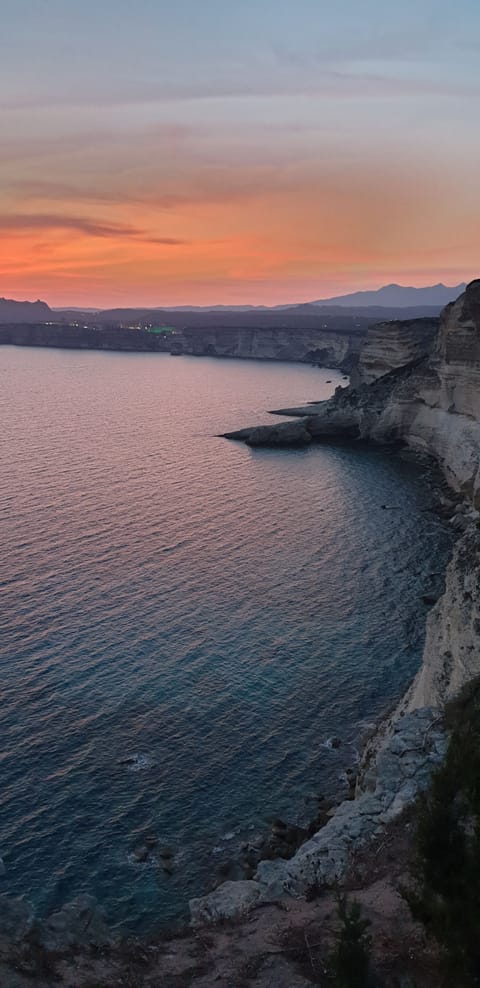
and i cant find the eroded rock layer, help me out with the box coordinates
[351,317,438,387]
[176,324,362,371]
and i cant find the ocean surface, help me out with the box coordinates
[1,346,452,932]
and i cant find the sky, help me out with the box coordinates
[1,0,480,307]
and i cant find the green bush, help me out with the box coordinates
[329,893,372,988]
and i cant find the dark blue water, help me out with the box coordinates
[0,346,451,931]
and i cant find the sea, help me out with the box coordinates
[0,345,452,932]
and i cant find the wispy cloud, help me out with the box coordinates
[0,213,187,244]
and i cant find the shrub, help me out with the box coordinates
[329,893,372,987]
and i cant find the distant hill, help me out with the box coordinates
[0,282,466,325]
[0,297,52,322]
[309,283,466,308]
[52,306,100,313]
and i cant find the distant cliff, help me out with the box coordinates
[0,321,365,372]
[174,324,363,371]
[0,323,172,352]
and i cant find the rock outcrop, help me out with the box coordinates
[223,419,312,447]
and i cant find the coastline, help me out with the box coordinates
[188,283,480,928]
[2,284,480,983]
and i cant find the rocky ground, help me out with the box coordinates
[0,809,445,987]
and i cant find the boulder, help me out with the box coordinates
[189,880,261,927]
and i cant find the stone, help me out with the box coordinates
[38,894,109,952]
[144,834,158,849]
[189,880,261,927]
[157,845,174,860]
[132,845,150,863]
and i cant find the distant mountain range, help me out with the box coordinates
[0,283,467,325]
[308,283,466,309]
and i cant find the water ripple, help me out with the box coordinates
[0,347,452,932]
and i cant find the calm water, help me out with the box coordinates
[1,346,451,932]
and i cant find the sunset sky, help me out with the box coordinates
[1,0,479,307]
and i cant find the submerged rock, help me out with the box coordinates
[157,845,174,860]
[132,844,150,863]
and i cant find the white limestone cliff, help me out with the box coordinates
[196,281,480,927]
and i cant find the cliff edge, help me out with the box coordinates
[199,281,480,926]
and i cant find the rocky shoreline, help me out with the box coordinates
[189,281,480,927]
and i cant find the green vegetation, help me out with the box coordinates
[329,893,372,988]
[145,325,176,334]
[408,678,480,985]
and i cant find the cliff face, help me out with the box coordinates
[175,324,363,371]
[0,320,364,372]
[405,527,480,710]
[197,281,480,926]
[0,323,172,352]
[225,280,480,710]
[351,317,438,386]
